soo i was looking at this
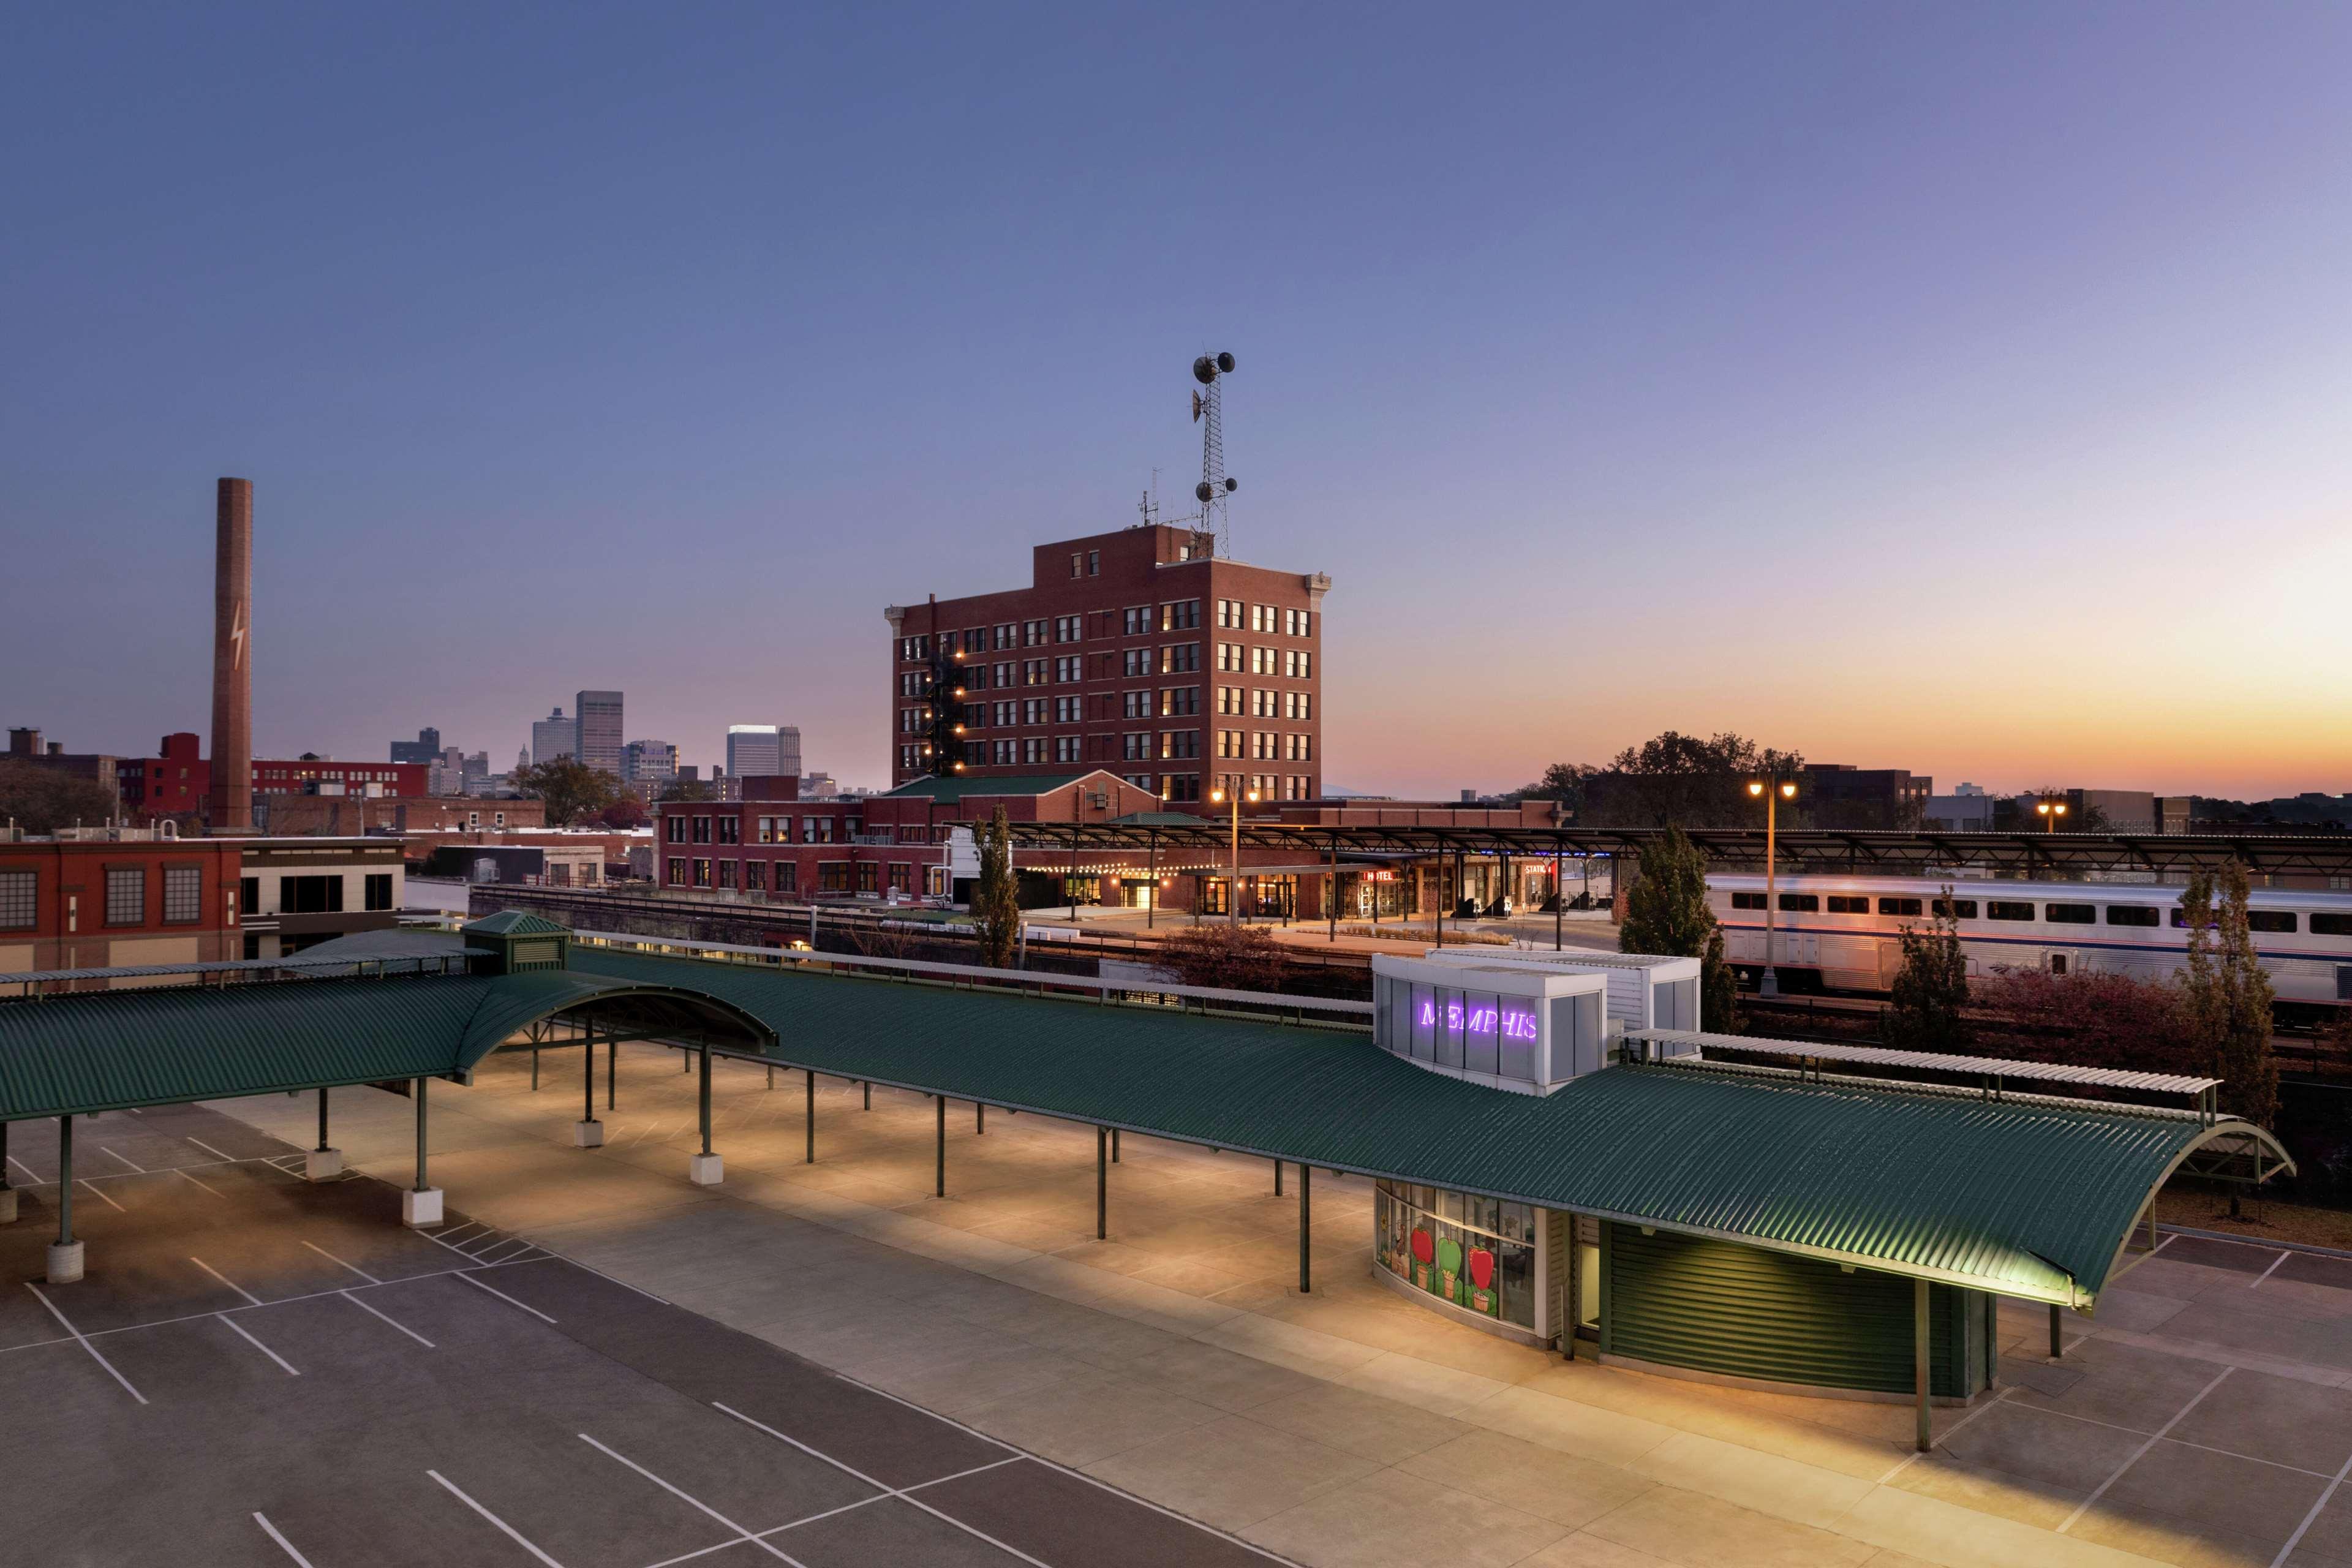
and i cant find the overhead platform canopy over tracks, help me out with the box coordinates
[564,946,2290,1310]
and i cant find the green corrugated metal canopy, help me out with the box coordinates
[0,969,774,1121]
[568,948,2289,1310]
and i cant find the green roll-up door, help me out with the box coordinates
[1605,1223,1982,1398]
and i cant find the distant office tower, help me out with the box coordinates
[800,771,837,799]
[725,725,802,782]
[208,477,255,831]
[575,690,624,777]
[390,727,441,765]
[530,707,573,767]
[622,739,678,786]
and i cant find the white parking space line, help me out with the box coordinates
[176,1168,225,1197]
[9,1154,47,1184]
[1877,1387,2013,1483]
[301,1239,380,1283]
[455,1271,558,1324]
[2249,1251,2292,1289]
[2058,1366,2233,1534]
[99,1145,145,1174]
[183,1136,238,1163]
[341,1289,434,1348]
[253,1511,318,1566]
[25,1284,148,1405]
[713,1403,1053,1568]
[428,1470,568,1568]
[473,1238,535,1264]
[189,1255,265,1306]
[578,1434,804,1564]
[78,1179,126,1213]
[2274,1449,2352,1567]
[220,1314,301,1376]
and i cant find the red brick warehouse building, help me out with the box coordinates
[884,525,1332,805]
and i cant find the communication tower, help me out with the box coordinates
[1191,352,1238,556]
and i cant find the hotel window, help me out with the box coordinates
[666,858,686,886]
[993,623,1015,650]
[1246,646,1271,674]
[1286,775,1313,800]
[1022,698,1046,725]
[774,861,798,892]
[162,865,203,924]
[1023,738,1048,764]
[1159,599,1200,631]
[1215,643,1242,672]
[1055,736,1082,762]
[1286,734,1313,762]
[364,873,394,912]
[1286,649,1314,679]
[1251,732,1273,760]
[1284,608,1313,636]
[1055,615,1081,643]
[965,664,989,692]
[1163,773,1201,802]
[889,862,913,893]
[1123,690,1152,718]
[1159,643,1199,674]
[1215,686,1242,715]
[692,816,712,843]
[993,661,1014,688]
[717,816,741,845]
[1122,648,1151,677]
[819,862,851,892]
[1250,603,1273,632]
[1250,773,1275,797]
[993,701,1015,726]
[1159,730,1199,760]
[0,871,33,930]
[858,862,880,894]
[897,744,918,773]
[1159,686,1199,717]
[1051,655,1077,682]
[692,859,713,888]
[667,816,687,842]
[717,859,738,890]
[1054,695,1082,723]
[744,860,767,892]
[1123,606,1150,635]
[899,635,929,662]
[1023,619,1048,646]
[1284,691,1313,720]
[1087,549,1100,576]
[993,739,1017,764]
[1070,552,1084,578]
[1024,659,1047,685]
[1124,733,1152,760]
[1218,730,1243,758]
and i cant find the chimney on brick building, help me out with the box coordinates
[207,477,254,832]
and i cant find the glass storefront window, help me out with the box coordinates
[1374,1179,1537,1332]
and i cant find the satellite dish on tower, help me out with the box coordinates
[1189,350,1238,556]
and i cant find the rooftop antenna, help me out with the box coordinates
[1191,352,1238,556]
[1137,467,1161,528]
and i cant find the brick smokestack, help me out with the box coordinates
[207,477,254,832]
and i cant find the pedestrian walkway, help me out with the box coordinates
[214,1042,2352,1567]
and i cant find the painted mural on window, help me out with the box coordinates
[1374,1180,1537,1330]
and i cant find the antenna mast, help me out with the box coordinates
[1191,352,1238,556]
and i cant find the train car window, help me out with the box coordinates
[2248,911,2297,933]
[2046,903,2096,925]
[1987,901,2036,921]
[1730,891,1767,910]
[1878,897,1923,917]
[1933,898,1978,919]
[1826,895,1871,914]
[1777,894,1819,913]
[2106,905,2160,927]
[2313,913,2352,937]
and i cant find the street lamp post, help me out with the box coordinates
[2035,797,2068,832]
[1747,777,1798,998]
[1208,786,1258,927]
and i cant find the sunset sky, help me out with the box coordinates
[5,5,2348,800]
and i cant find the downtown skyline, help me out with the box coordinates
[5,6,2349,800]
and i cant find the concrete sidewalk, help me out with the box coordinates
[213,1043,2316,1568]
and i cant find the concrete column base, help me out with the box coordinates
[573,1120,605,1148]
[47,1240,85,1284]
[401,1188,445,1227]
[0,1187,17,1224]
[304,1147,344,1181]
[688,1153,724,1186]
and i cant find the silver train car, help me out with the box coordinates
[1707,873,2352,1014]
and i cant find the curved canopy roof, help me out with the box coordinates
[0,968,773,1121]
[572,948,2288,1308]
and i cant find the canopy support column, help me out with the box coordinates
[0,1120,13,1225]
[689,1041,722,1185]
[607,1031,616,1110]
[402,1079,443,1227]
[1111,1128,1120,1163]
[306,1085,344,1181]
[1914,1278,1932,1453]
[1273,1158,1283,1196]
[1298,1163,1311,1294]
[863,1082,871,1111]
[575,1017,604,1147]
[46,1115,81,1281]
[805,1069,815,1164]
[2049,1304,2064,1360]
[977,1102,986,1134]
[935,1095,946,1197]
[1096,1126,1108,1240]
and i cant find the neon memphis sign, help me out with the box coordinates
[1417,998,1539,1040]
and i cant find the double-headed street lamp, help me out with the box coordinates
[2035,796,2068,832]
[1207,785,1259,927]
[1747,776,1798,998]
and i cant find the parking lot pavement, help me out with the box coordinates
[0,1104,1287,1567]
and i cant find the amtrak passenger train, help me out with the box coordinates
[1707,873,2352,1017]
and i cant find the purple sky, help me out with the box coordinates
[5,5,2348,799]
